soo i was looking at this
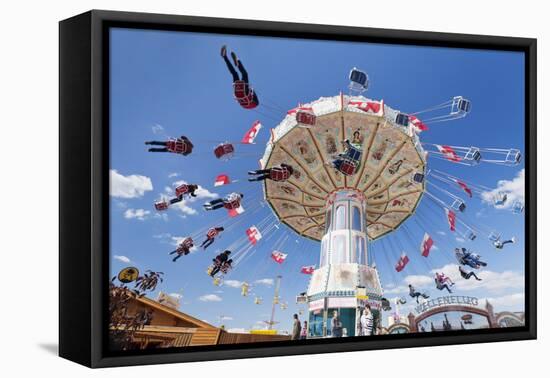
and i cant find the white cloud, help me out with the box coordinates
[152,124,165,134]
[168,172,180,178]
[404,275,434,288]
[114,200,128,209]
[254,278,274,286]
[110,170,153,198]
[481,169,525,210]
[223,280,244,288]
[483,293,525,309]
[199,294,222,302]
[436,231,446,236]
[455,237,465,243]
[219,316,233,321]
[124,208,151,221]
[384,285,408,295]
[153,212,169,221]
[170,201,198,216]
[113,255,131,264]
[168,293,183,300]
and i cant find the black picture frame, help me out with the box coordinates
[59,9,537,368]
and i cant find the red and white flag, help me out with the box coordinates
[395,252,410,272]
[435,144,461,162]
[348,100,383,114]
[241,120,262,144]
[287,105,313,115]
[271,250,288,264]
[246,225,262,245]
[445,208,456,231]
[214,174,231,187]
[409,115,428,132]
[420,233,434,257]
[228,205,245,218]
[454,179,473,198]
[300,265,315,274]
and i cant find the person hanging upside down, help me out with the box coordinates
[248,164,294,182]
[145,136,194,155]
[203,192,244,211]
[455,247,487,269]
[221,45,259,109]
[169,237,194,262]
[200,227,225,249]
[209,250,232,277]
[459,265,482,281]
[494,236,515,249]
[408,284,430,304]
[434,272,454,293]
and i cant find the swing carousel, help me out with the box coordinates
[259,91,429,337]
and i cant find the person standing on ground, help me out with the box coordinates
[291,313,302,340]
[300,320,308,340]
[359,306,374,336]
[331,310,343,337]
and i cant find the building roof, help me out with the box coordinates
[136,295,216,330]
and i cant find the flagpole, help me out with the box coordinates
[268,275,282,330]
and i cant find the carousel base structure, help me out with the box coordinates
[306,263,383,337]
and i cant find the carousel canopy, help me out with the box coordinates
[260,94,427,241]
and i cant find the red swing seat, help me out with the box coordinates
[269,167,291,181]
[154,201,169,211]
[207,228,219,239]
[175,184,190,197]
[214,143,235,159]
[296,110,316,126]
[233,80,257,109]
[339,159,359,176]
[223,198,241,210]
[166,138,191,155]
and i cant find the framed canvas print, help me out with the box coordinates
[59,10,536,368]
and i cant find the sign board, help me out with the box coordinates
[415,296,479,314]
[357,298,381,310]
[356,286,369,300]
[327,297,357,308]
[309,298,325,311]
[296,294,308,304]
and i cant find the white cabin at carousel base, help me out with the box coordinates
[306,263,383,338]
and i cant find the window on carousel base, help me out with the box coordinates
[308,310,324,337]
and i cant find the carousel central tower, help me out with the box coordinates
[305,189,384,337]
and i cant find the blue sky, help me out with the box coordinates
[109,27,525,333]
